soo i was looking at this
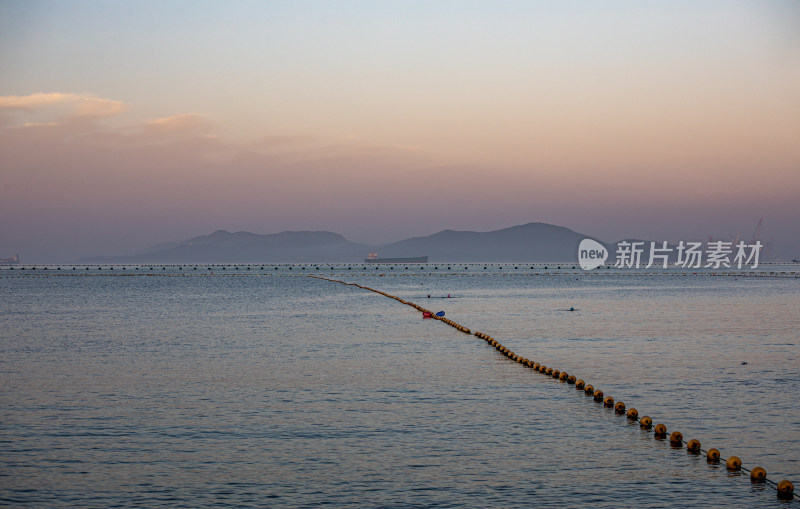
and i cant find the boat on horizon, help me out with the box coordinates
[364,252,428,264]
[0,254,19,264]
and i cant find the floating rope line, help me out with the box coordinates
[2,264,798,280]
[310,275,798,501]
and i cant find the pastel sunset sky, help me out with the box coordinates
[1,1,798,261]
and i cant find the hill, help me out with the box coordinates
[376,222,598,262]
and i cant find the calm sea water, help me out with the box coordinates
[1,264,798,507]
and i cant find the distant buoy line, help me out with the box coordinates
[310,275,797,501]
[1,263,798,281]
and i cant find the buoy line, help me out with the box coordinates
[310,275,797,501]
[2,266,798,280]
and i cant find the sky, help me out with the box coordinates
[1,0,799,262]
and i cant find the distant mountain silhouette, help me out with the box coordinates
[82,222,606,263]
[376,222,601,262]
[85,230,368,263]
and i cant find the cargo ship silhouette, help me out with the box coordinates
[364,252,428,264]
[0,254,19,264]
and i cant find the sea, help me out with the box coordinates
[1,263,798,508]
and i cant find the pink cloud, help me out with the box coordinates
[0,92,127,119]
[145,113,211,134]
[0,92,84,109]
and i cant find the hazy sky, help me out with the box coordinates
[1,0,799,261]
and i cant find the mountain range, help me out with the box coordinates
[83,222,609,263]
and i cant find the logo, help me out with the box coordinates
[577,238,762,270]
[578,238,608,270]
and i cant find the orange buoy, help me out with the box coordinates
[603,395,614,407]
[640,416,653,429]
[750,467,767,482]
[614,401,625,413]
[726,456,742,470]
[777,480,794,500]
[567,375,577,384]
[654,423,667,438]
[686,439,701,453]
[584,384,594,395]
[551,370,560,378]
[669,431,683,446]
[707,448,720,462]
[533,363,540,370]
[575,380,585,389]
[593,389,604,402]
[546,368,553,375]
[559,372,569,381]
[627,408,638,420]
